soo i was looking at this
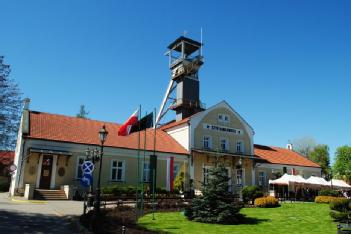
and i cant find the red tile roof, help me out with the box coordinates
[159,117,191,131]
[0,151,14,165]
[28,111,188,155]
[254,144,321,168]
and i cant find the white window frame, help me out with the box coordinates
[236,140,244,153]
[173,163,180,178]
[203,135,212,150]
[236,168,245,186]
[220,137,229,152]
[203,166,212,184]
[143,162,150,182]
[110,160,125,182]
[224,167,232,192]
[76,156,85,179]
[258,171,266,186]
[218,113,230,123]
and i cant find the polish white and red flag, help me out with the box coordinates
[118,108,140,136]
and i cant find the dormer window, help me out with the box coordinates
[218,114,230,123]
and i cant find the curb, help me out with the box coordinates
[11,198,47,204]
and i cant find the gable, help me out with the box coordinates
[189,101,254,154]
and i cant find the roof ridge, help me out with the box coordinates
[29,110,120,126]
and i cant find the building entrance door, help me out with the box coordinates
[39,155,53,189]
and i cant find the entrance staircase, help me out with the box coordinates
[34,189,68,200]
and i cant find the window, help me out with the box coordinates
[220,138,229,151]
[236,169,244,186]
[224,168,232,192]
[218,114,230,123]
[173,164,180,178]
[203,167,210,184]
[203,135,212,149]
[76,156,85,179]
[111,160,125,181]
[236,141,244,153]
[143,163,150,182]
[258,171,265,186]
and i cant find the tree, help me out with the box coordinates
[292,136,316,157]
[76,105,89,119]
[333,145,351,182]
[184,164,243,224]
[0,56,22,150]
[309,144,330,176]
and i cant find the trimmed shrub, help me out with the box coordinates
[254,196,279,208]
[102,185,138,196]
[330,198,350,212]
[330,210,349,221]
[242,185,264,204]
[318,189,339,197]
[315,196,345,204]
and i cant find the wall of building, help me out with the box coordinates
[192,151,254,194]
[23,153,40,186]
[193,107,252,155]
[165,124,189,151]
[18,139,189,193]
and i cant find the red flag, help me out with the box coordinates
[170,157,174,192]
[118,108,139,136]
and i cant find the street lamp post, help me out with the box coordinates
[94,125,108,214]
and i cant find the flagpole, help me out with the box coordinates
[141,111,148,215]
[152,107,157,220]
[136,105,141,218]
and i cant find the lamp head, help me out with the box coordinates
[99,125,108,144]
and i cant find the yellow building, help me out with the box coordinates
[10,105,189,199]
[161,100,257,195]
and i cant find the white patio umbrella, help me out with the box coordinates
[305,176,329,188]
[269,174,307,198]
[328,179,351,190]
[269,174,307,185]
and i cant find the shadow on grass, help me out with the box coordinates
[238,215,270,225]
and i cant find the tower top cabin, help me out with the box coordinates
[166,36,205,121]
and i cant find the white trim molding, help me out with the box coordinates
[36,154,43,188]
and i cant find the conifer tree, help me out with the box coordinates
[185,164,243,224]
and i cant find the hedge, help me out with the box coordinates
[254,196,279,208]
[318,189,339,197]
[330,210,349,221]
[315,196,346,204]
[242,185,264,204]
[330,198,350,212]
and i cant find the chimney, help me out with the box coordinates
[23,98,30,110]
[22,98,30,135]
[286,143,293,151]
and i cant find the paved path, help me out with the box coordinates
[0,193,84,234]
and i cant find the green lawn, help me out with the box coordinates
[138,203,336,234]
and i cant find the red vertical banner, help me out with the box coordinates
[170,157,174,192]
[291,168,296,175]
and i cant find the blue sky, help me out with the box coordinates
[1,1,350,162]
